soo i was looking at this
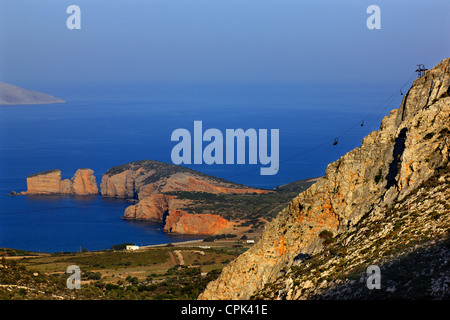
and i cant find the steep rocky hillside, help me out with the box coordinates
[199,58,450,299]
[254,165,450,299]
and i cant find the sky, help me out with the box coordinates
[0,0,449,89]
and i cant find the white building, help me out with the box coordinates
[126,245,140,251]
[246,240,255,244]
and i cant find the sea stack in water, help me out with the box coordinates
[25,168,99,195]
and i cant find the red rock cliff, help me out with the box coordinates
[163,210,234,235]
[123,194,176,221]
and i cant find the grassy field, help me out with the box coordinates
[1,238,254,300]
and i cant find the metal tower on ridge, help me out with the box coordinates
[415,64,427,78]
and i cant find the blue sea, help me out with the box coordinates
[0,82,404,252]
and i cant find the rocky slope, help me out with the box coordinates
[0,82,65,105]
[24,169,99,196]
[254,165,450,299]
[100,160,269,235]
[199,58,450,299]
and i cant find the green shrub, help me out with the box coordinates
[374,167,384,184]
[319,230,335,245]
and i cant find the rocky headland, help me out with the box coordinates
[100,160,270,235]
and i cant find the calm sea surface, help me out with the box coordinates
[0,83,402,252]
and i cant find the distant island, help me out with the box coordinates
[0,82,65,105]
